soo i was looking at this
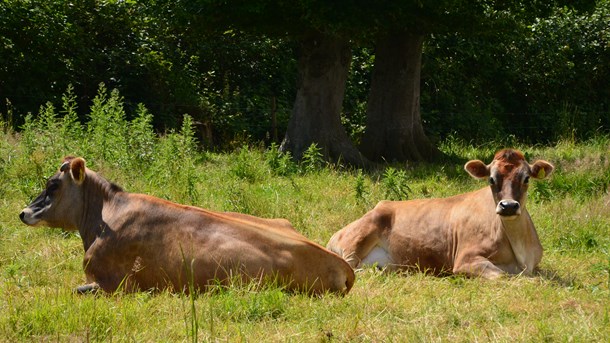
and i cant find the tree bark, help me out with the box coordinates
[360,31,440,162]
[280,31,371,167]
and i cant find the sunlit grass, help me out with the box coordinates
[0,99,608,341]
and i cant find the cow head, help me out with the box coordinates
[464,149,554,219]
[19,157,87,230]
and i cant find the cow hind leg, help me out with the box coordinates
[327,223,386,269]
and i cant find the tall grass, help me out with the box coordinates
[0,86,608,341]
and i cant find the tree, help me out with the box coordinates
[279,30,368,164]
[360,30,438,162]
[358,0,598,161]
[177,1,498,163]
[4,0,603,152]
[356,1,488,162]
[178,1,372,165]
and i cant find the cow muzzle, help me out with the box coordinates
[496,199,521,217]
[19,208,41,226]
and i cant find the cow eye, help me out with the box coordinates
[489,177,495,185]
[524,176,530,184]
[47,182,59,195]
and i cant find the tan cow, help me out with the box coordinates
[20,157,355,294]
[327,149,554,279]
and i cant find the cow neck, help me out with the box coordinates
[499,209,537,274]
[77,173,118,252]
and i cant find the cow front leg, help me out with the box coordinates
[74,271,101,294]
[453,257,506,279]
[83,258,128,293]
[75,282,100,294]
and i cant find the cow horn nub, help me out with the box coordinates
[60,161,70,172]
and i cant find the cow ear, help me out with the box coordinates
[530,160,554,179]
[464,160,489,179]
[70,158,86,184]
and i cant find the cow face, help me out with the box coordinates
[19,157,87,230]
[464,149,553,219]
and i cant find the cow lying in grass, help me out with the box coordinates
[327,149,554,279]
[20,157,355,295]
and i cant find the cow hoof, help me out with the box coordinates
[75,283,100,294]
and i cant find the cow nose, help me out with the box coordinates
[497,200,520,216]
[19,211,26,222]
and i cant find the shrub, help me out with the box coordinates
[85,84,129,166]
[381,167,411,200]
[300,143,325,174]
[264,143,297,176]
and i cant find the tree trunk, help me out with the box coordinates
[360,31,440,162]
[280,31,371,167]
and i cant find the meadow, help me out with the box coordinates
[0,91,609,341]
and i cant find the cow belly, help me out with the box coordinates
[361,246,392,268]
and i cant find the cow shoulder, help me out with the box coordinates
[367,201,397,229]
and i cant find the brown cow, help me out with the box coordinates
[327,149,554,279]
[19,157,355,294]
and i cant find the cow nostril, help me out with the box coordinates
[19,211,25,221]
[498,200,520,216]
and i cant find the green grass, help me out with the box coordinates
[1,97,609,341]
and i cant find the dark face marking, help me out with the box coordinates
[20,172,67,225]
[465,149,554,219]
[488,149,531,218]
[19,159,86,230]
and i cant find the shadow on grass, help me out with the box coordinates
[360,265,584,289]
[536,268,581,288]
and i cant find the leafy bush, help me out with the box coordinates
[300,143,325,174]
[85,84,129,165]
[264,143,297,177]
[231,145,262,182]
[127,104,157,172]
[381,167,411,200]
[353,169,368,203]
[149,114,201,204]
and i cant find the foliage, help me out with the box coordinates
[127,104,157,172]
[353,169,368,204]
[342,48,373,144]
[0,0,148,123]
[231,145,263,183]
[264,143,297,176]
[0,0,608,150]
[381,167,412,201]
[0,0,296,146]
[519,3,610,139]
[421,1,609,142]
[148,114,202,204]
[86,84,129,165]
[300,143,325,174]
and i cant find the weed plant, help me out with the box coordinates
[381,167,411,200]
[0,87,608,341]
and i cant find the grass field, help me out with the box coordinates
[0,105,609,341]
